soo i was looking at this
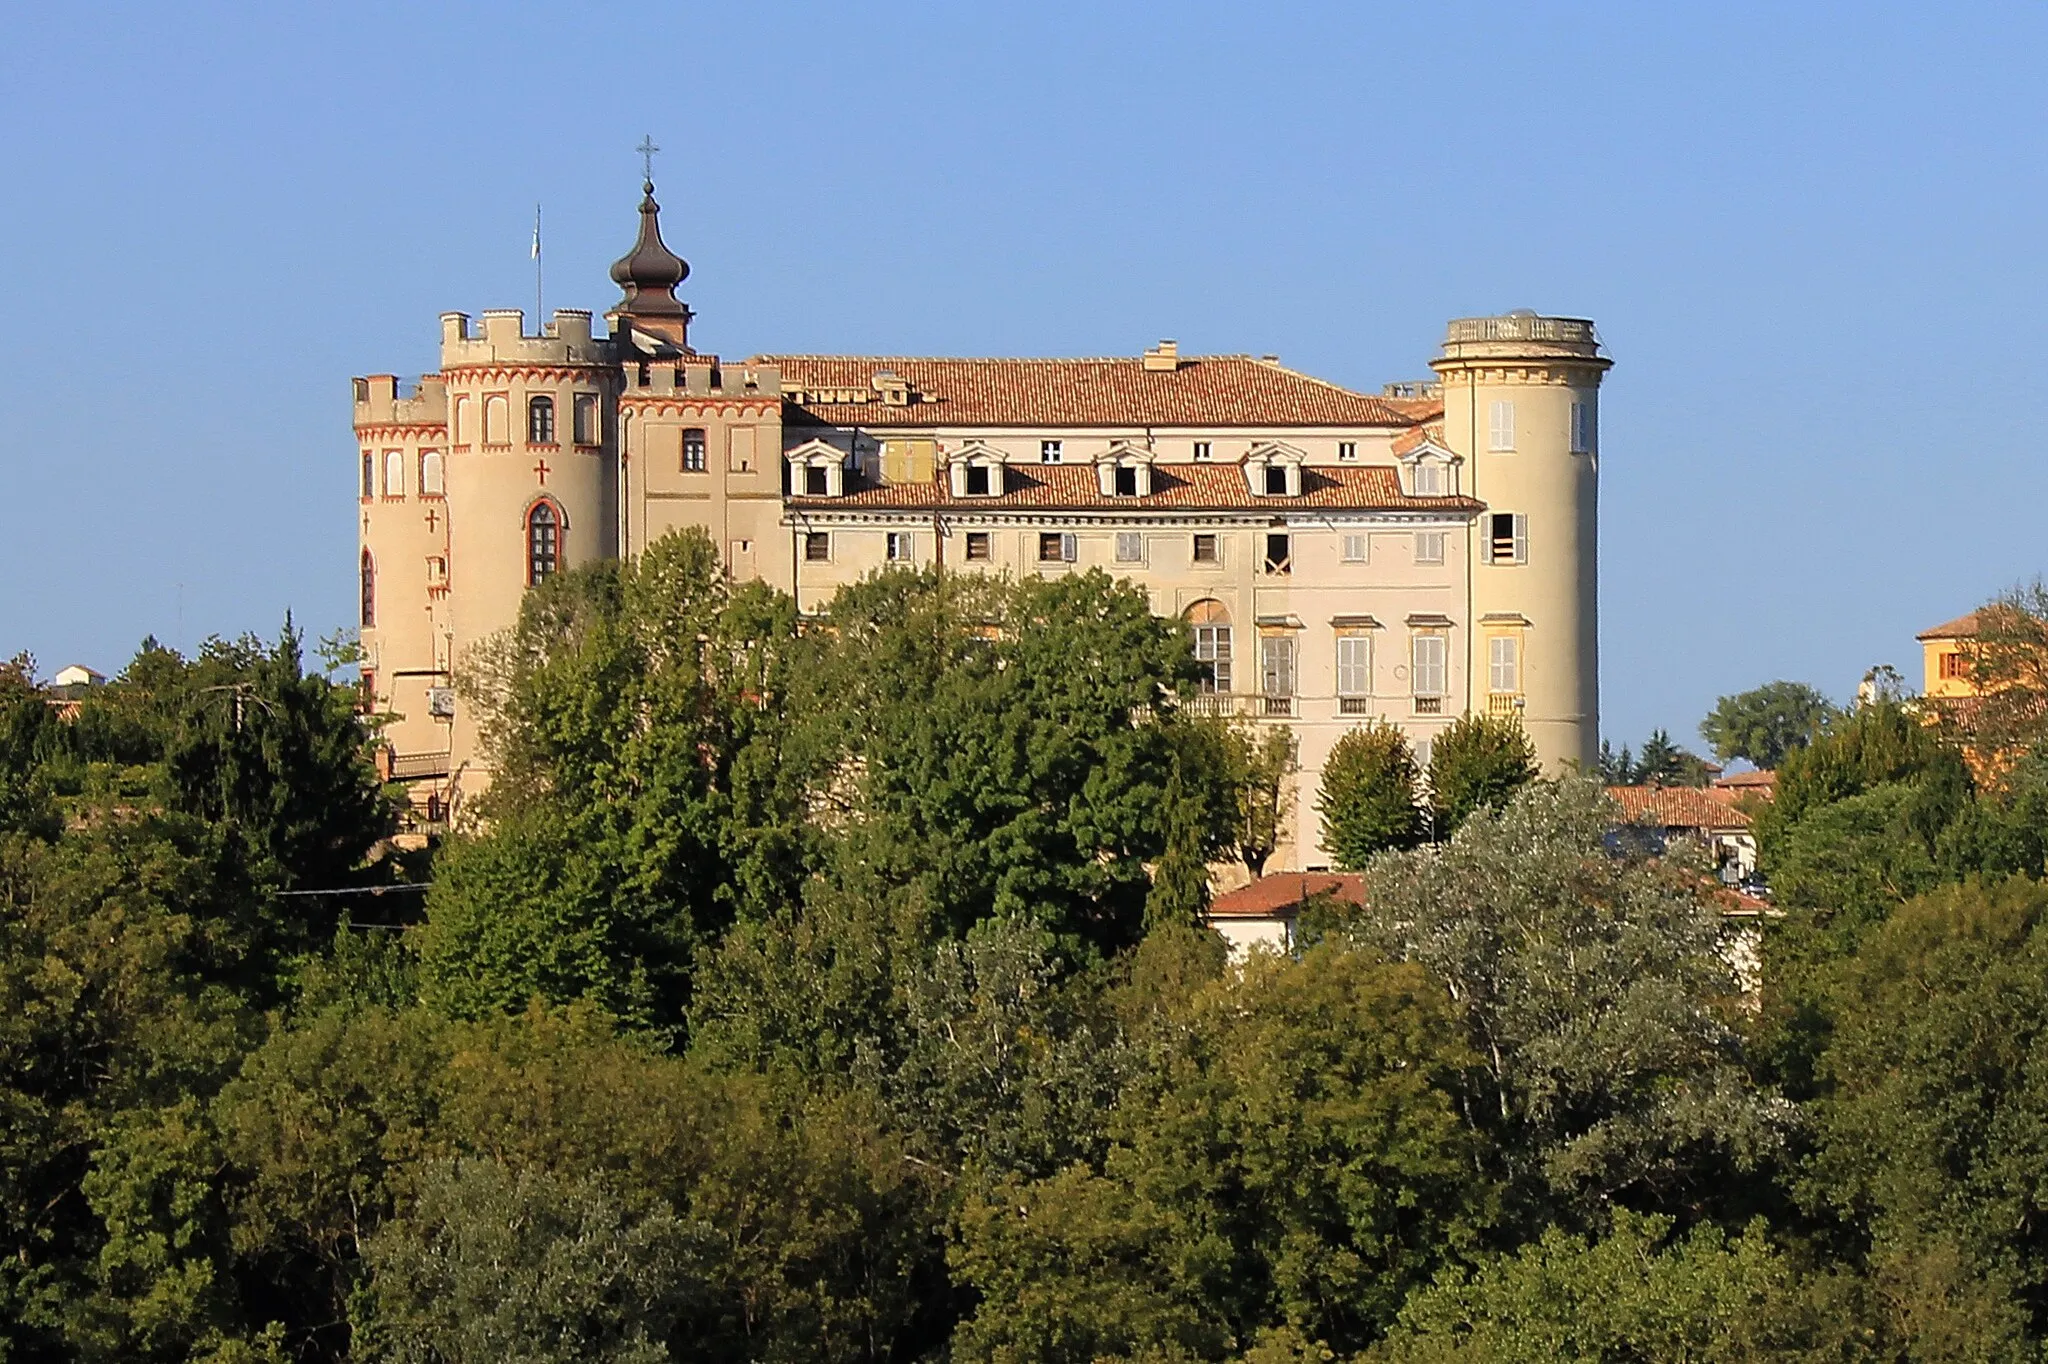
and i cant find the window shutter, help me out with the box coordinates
[1336,635,1370,696]
[1061,532,1077,562]
[1479,529,1493,565]
[1512,513,1528,563]
[1489,400,1515,451]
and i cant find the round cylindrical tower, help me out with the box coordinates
[439,307,620,772]
[1430,312,1611,772]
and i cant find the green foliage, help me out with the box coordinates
[1376,1211,1863,1363]
[1700,680,1839,769]
[1425,713,1539,837]
[1594,729,1713,787]
[951,942,1489,1360]
[1146,761,1213,929]
[1318,720,1424,868]
[355,1158,698,1364]
[1347,780,1784,1225]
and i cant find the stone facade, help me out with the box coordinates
[353,181,1609,867]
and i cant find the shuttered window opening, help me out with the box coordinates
[1488,400,1516,451]
[1484,512,1527,564]
[1489,635,1520,693]
[1411,634,1447,697]
[1336,634,1372,713]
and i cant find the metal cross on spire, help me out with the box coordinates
[636,135,660,184]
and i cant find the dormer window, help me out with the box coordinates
[966,465,991,496]
[805,466,829,496]
[1245,444,1304,497]
[949,444,1007,497]
[1263,466,1288,496]
[1115,467,1139,497]
[1096,442,1155,497]
[1413,461,1443,496]
[787,440,848,497]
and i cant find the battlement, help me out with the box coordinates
[618,355,783,398]
[439,309,617,370]
[352,373,448,427]
[1436,311,1608,368]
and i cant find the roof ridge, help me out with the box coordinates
[753,353,1261,365]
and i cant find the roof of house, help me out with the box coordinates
[764,354,1444,430]
[1390,423,1447,456]
[1712,768,1777,797]
[1607,785,1753,831]
[1207,871,1367,919]
[787,461,1482,515]
[1918,610,1986,641]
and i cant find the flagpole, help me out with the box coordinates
[532,203,543,329]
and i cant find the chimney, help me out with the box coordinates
[1142,339,1181,372]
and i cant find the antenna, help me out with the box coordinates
[531,203,543,328]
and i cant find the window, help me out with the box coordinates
[483,394,509,444]
[1412,461,1443,496]
[527,502,560,584]
[383,450,403,497]
[528,395,556,444]
[1040,439,1063,463]
[887,532,913,562]
[1193,440,1212,461]
[1342,533,1369,563]
[426,555,447,583]
[1488,399,1516,451]
[1336,634,1372,713]
[682,428,706,472]
[1261,635,1297,714]
[965,531,992,561]
[420,450,445,497]
[1263,465,1289,496]
[965,464,991,496]
[1338,441,1357,460]
[1193,533,1220,564]
[1570,399,1593,454]
[1412,634,1447,698]
[1414,530,1446,565]
[452,395,471,446]
[1263,533,1291,575]
[1187,601,1232,693]
[803,532,830,562]
[359,550,375,627]
[804,466,829,496]
[573,393,600,445]
[1115,532,1144,563]
[1038,531,1076,563]
[1114,466,1139,497]
[361,451,374,498]
[1940,651,1967,680]
[1489,635,1520,693]
[1485,512,1527,564]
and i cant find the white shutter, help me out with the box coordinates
[1489,636,1519,693]
[1512,513,1528,564]
[1336,635,1371,696]
[1262,636,1296,697]
[1412,635,1446,697]
[1061,532,1077,562]
[1489,400,1515,451]
[1569,400,1590,453]
[1342,533,1368,563]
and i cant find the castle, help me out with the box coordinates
[353,177,1610,869]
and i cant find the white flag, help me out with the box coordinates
[531,205,541,260]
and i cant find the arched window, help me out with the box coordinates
[452,394,472,446]
[360,451,374,499]
[682,428,707,472]
[527,502,561,585]
[383,450,403,497]
[528,395,556,444]
[419,450,444,497]
[360,550,376,627]
[1184,599,1232,695]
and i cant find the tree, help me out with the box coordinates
[1317,720,1423,868]
[1634,729,1713,786]
[1145,762,1212,929]
[950,943,1490,1361]
[1427,713,1538,836]
[1345,780,1787,1225]
[355,1158,699,1364]
[1699,681,1838,769]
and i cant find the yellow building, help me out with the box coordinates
[353,178,1612,867]
[1918,610,1985,699]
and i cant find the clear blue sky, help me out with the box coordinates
[2,1,2041,748]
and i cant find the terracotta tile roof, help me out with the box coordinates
[1607,785,1753,831]
[1390,423,1446,456]
[788,462,1482,515]
[1711,769,1777,798]
[1917,610,1986,641]
[1208,872,1366,919]
[760,354,1442,429]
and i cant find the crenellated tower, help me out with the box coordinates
[1431,312,1611,772]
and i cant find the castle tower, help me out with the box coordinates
[438,307,621,776]
[1431,312,1611,772]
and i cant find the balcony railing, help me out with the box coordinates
[390,751,452,780]
[1412,696,1444,716]
[1260,695,1296,718]
[1338,696,1374,716]
[1444,315,1597,344]
[1487,693,1524,717]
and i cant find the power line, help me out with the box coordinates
[272,883,431,898]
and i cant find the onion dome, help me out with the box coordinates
[609,180,690,319]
